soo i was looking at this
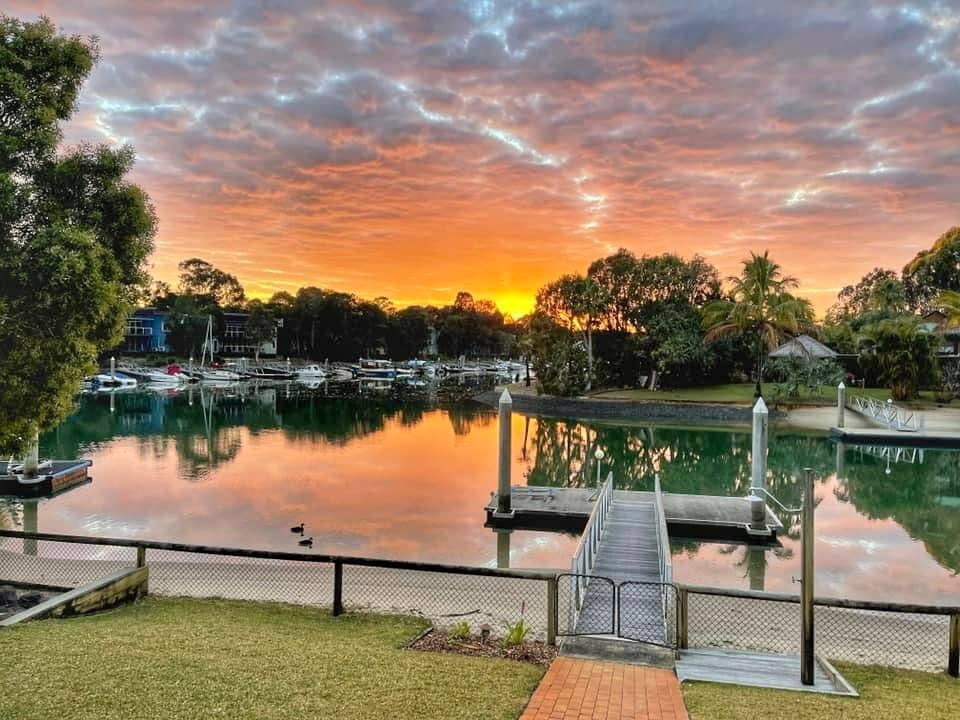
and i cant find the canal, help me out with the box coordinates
[2,383,958,605]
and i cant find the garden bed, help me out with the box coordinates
[407,627,558,667]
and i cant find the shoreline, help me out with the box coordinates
[478,384,960,434]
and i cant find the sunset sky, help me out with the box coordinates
[11,1,959,316]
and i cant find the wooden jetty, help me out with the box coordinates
[485,487,782,541]
[0,460,92,498]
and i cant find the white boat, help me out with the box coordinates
[94,372,137,388]
[296,364,327,379]
[122,365,192,385]
[355,359,397,379]
[197,368,242,383]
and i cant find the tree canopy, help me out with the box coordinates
[0,16,156,454]
[903,226,960,311]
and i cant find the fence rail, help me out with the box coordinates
[0,529,558,644]
[2,530,957,676]
[678,583,960,676]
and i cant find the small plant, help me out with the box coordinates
[449,621,470,641]
[502,601,531,648]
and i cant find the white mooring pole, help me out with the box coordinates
[837,381,845,428]
[495,389,514,517]
[110,356,116,381]
[750,397,768,529]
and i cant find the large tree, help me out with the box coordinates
[178,257,245,307]
[903,226,960,311]
[703,251,813,394]
[535,274,609,391]
[828,267,909,321]
[0,17,156,455]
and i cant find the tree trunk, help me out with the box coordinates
[585,328,593,392]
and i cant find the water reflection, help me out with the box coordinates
[1,390,957,602]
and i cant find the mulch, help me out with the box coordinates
[407,628,558,667]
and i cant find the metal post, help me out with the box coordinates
[495,529,511,569]
[332,561,343,616]
[136,546,146,568]
[949,614,959,678]
[546,577,558,646]
[837,381,845,428]
[750,398,768,531]
[751,397,768,494]
[801,467,815,686]
[678,588,689,649]
[110,356,116,381]
[495,390,514,517]
[22,431,39,478]
[22,500,38,556]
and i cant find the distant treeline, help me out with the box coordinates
[148,259,521,361]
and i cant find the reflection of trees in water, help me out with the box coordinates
[447,404,494,436]
[524,415,960,575]
[38,387,496,481]
[841,448,960,574]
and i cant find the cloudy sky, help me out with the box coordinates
[11,1,960,315]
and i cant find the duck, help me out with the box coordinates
[290,522,305,534]
[298,537,313,548]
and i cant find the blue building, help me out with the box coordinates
[122,308,170,354]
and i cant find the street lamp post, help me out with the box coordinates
[594,447,605,488]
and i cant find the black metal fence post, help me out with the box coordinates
[949,614,959,678]
[546,577,558,646]
[678,588,689,650]
[332,561,343,616]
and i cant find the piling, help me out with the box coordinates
[837,381,846,428]
[495,390,514,517]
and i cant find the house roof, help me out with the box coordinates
[768,334,838,359]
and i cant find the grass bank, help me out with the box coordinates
[683,662,960,719]
[0,597,543,720]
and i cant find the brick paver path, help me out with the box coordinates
[520,657,688,720]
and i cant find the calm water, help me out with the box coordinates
[2,383,959,605]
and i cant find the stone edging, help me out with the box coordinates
[474,390,784,423]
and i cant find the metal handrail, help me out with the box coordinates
[750,486,802,514]
[851,395,922,432]
[653,474,673,644]
[569,472,613,619]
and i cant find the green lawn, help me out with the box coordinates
[587,383,947,409]
[0,598,543,720]
[683,663,960,720]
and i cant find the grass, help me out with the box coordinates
[587,383,948,409]
[0,597,544,720]
[682,662,960,720]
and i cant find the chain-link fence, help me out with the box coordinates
[682,586,959,674]
[0,531,555,640]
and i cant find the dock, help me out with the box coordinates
[485,487,782,542]
[831,426,960,448]
[0,460,92,498]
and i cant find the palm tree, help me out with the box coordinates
[703,251,814,396]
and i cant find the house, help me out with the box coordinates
[921,311,960,356]
[218,312,278,357]
[122,309,170,354]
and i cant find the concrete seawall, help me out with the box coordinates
[474,390,784,424]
